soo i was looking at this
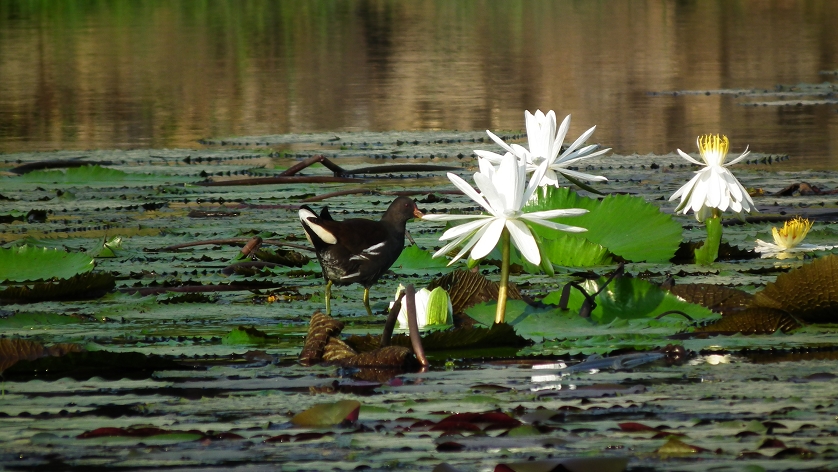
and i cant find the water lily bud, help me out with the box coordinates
[425,287,454,326]
[394,286,453,330]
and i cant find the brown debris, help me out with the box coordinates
[299,312,345,366]
[668,283,754,315]
[298,311,419,369]
[428,269,522,315]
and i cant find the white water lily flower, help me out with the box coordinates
[669,134,756,222]
[755,217,834,258]
[475,110,609,187]
[422,152,588,266]
[390,285,453,330]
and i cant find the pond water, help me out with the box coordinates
[1,1,838,169]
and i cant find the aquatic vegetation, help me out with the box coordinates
[670,134,756,264]
[475,109,610,190]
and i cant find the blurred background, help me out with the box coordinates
[1,0,836,168]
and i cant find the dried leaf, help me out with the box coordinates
[668,283,753,314]
[0,272,115,303]
[693,307,800,334]
[0,338,84,373]
[428,269,521,314]
[338,345,414,368]
[299,312,345,366]
[752,254,838,323]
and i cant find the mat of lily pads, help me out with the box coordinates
[2,131,838,471]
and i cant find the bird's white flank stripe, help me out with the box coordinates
[298,209,337,244]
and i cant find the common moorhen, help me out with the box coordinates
[299,196,423,316]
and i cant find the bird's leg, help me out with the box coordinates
[363,287,373,317]
[325,280,333,315]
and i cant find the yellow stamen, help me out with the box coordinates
[698,134,729,163]
[772,217,813,249]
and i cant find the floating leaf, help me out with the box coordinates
[0,338,85,373]
[752,254,838,323]
[290,399,361,427]
[12,165,161,183]
[0,272,115,303]
[496,457,628,472]
[525,186,683,263]
[392,245,452,274]
[0,312,93,328]
[222,326,270,345]
[0,245,94,282]
[542,276,716,324]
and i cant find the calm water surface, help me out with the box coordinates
[1,1,837,169]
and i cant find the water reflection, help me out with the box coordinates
[1,1,836,168]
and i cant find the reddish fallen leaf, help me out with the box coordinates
[293,432,332,442]
[618,422,658,432]
[430,421,482,432]
[264,434,292,443]
[774,447,815,458]
[436,441,465,452]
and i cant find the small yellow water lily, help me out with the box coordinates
[669,134,756,222]
[755,217,834,258]
[475,110,609,187]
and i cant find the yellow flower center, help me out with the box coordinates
[697,134,729,166]
[771,217,813,249]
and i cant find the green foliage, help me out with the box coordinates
[524,186,683,264]
[392,245,452,274]
[542,276,716,324]
[221,326,269,346]
[0,245,94,282]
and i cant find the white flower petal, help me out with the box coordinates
[677,149,705,166]
[554,167,609,182]
[438,217,493,241]
[486,130,515,155]
[506,219,540,265]
[470,218,506,261]
[446,172,495,214]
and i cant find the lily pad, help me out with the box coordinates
[0,245,94,282]
[525,186,683,263]
[290,399,361,427]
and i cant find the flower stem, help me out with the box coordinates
[695,209,723,265]
[495,227,511,324]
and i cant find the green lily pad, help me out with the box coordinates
[524,186,683,263]
[0,245,94,282]
[392,245,452,274]
[542,276,716,324]
[11,165,158,183]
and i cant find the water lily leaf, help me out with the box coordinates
[0,338,85,373]
[0,245,94,282]
[2,350,183,380]
[11,165,160,183]
[496,457,628,472]
[222,326,270,345]
[752,254,838,323]
[290,399,361,427]
[693,307,800,334]
[525,186,683,263]
[0,312,93,328]
[542,276,716,324]
[392,245,452,274]
[0,272,115,303]
[515,233,613,270]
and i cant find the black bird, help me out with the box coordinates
[298,196,423,316]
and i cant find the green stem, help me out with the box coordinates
[495,227,510,324]
[694,209,722,265]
